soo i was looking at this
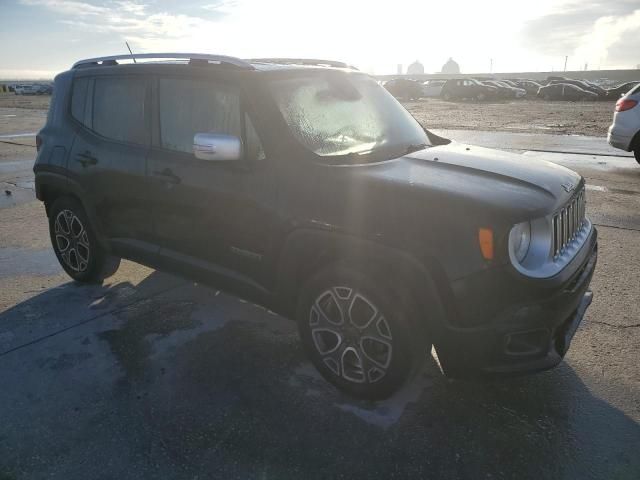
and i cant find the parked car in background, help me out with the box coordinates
[440,79,497,101]
[482,80,525,99]
[499,79,518,88]
[515,80,543,96]
[538,83,598,101]
[606,81,640,99]
[384,78,424,100]
[608,83,640,164]
[14,84,41,95]
[549,79,605,98]
[422,80,445,97]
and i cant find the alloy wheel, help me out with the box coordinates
[309,287,394,384]
[54,209,90,272]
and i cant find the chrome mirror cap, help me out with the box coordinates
[193,133,242,161]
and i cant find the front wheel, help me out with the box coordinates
[296,264,428,399]
[48,196,120,283]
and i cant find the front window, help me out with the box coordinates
[269,72,429,162]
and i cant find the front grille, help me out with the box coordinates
[552,187,586,258]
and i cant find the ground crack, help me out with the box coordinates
[589,320,640,329]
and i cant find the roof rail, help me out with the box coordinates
[72,53,254,69]
[248,58,358,70]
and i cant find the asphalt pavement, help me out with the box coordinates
[0,131,639,480]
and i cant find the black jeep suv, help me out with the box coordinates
[35,54,597,399]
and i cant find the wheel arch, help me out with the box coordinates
[36,172,110,250]
[631,129,640,151]
[274,228,454,338]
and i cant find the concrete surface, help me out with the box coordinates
[0,132,639,480]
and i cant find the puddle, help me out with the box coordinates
[0,186,35,209]
[0,159,34,173]
[0,132,37,139]
[0,247,60,277]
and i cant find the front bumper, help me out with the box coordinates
[434,231,598,378]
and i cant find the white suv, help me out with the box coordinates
[607,83,640,164]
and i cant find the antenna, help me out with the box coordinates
[125,42,137,64]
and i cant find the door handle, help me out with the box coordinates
[153,168,181,184]
[75,151,98,167]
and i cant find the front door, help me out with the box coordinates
[147,73,277,284]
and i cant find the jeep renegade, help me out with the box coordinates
[35,54,597,399]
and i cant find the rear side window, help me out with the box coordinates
[93,77,147,144]
[158,78,241,154]
[70,77,89,125]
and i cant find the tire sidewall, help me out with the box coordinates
[296,264,419,400]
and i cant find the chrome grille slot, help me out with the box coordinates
[552,186,586,259]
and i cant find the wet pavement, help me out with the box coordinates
[0,132,639,479]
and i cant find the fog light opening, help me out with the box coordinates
[504,329,550,356]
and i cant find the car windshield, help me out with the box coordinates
[269,72,430,162]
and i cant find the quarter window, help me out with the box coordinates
[70,77,89,125]
[93,77,147,144]
[159,78,241,154]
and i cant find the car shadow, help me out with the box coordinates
[0,273,638,479]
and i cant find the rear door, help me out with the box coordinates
[67,73,153,242]
[147,72,277,283]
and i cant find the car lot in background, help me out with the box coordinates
[11,83,52,95]
[608,83,640,163]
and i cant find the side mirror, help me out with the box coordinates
[193,133,242,161]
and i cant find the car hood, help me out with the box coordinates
[361,142,582,221]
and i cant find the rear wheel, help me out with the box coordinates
[296,264,428,399]
[634,149,640,165]
[442,92,452,101]
[48,196,120,283]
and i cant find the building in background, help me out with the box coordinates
[407,60,424,75]
[396,64,403,75]
[441,57,460,74]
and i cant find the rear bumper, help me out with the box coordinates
[434,230,598,378]
[607,125,634,151]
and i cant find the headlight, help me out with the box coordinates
[509,221,531,263]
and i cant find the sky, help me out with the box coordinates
[1,0,639,79]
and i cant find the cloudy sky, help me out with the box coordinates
[1,0,639,79]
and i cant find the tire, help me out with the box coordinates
[296,263,428,400]
[476,92,486,101]
[48,196,120,283]
[442,92,452,101]
[634,149,640,165]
